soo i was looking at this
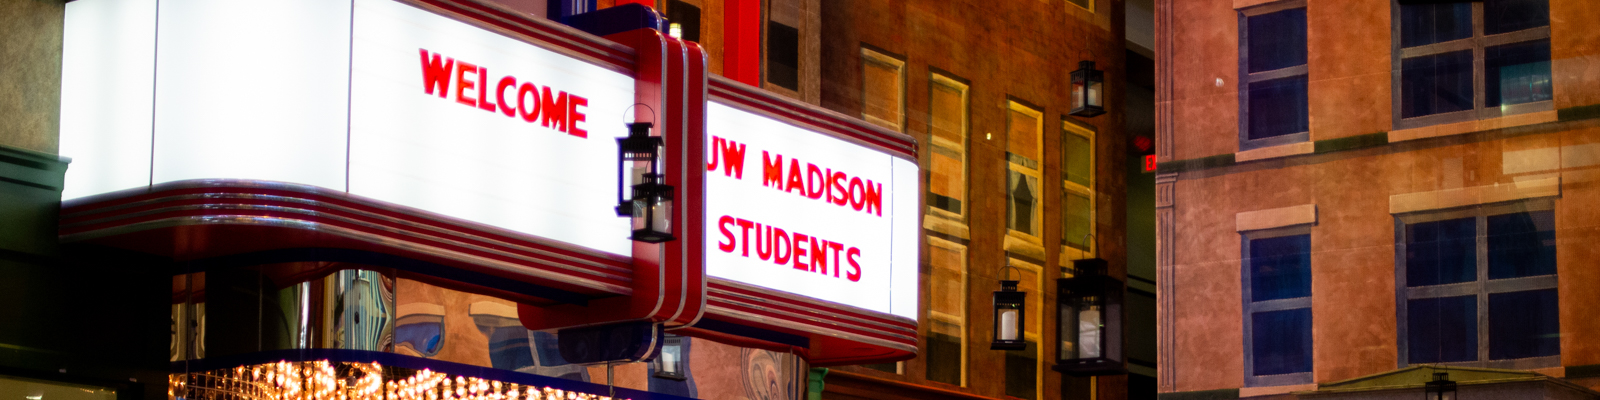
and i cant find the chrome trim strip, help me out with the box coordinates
[64,193,632,276]
[61,215,635,295]
[705,304,918,354]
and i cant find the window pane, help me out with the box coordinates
[1407,295,1478,363]
[1400,3,1471,48]
[1064,132,1092,187]
[1246,8,1307,73]
[1406,217,1476,287]
[1064,192,1092,252]
[1008,171,1038,235]
[766,22,799,90]
[1008,108,1041,162]
[930,147,964,214]
[1005,341,1038,400]
[1401,50,1474,119]
[666,1,701,42]
[926,321,962,385]
[1252,308,1312,376]
[1485,0,1550,35]
[1489,289,1559,360]
[1249,234,1311,302]
[1486,39,1553,108]
[1247,75,1309,140]
[1488,210,1556,279]
[862,56,902,129]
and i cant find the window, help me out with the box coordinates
[666,1,701,42]
[1006,101,1043,237]
[1062,120,1095,255]
[1392,0,1552,129]
[1241,227,1312,386]
[927,74,969,218]
[925,238,967,386]
[1067,0,1093,13]
[1397,201,1558,368]
[861,48,905,131]
[1004,259,1045,400]
[765,0,801,92]
[1238,1,1309,151]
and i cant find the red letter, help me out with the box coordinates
[477,67,497,112]
[496,76,518,117]
[848,177,866,211]
[827,241,844,278]
[721,139,747,179]
[829,172,848,205]
[805,164,825,199]
[707,136,722,171]
[786,159,806,195]
[568,94,588,138]
[717,216,736,253]
[517,83,540,122]
[762,152,784,188]
[865,180,883,216]
[540,87,568,132]
[419,49,453,98]
[792,233,810,271]
[455,61,478,107]
[773,228,791,265]
[736,218,755,257]
[810,238,829,276]
[756,224,773,260]
[846,248,862,282]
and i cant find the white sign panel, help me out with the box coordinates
[61,0,633,256]
[704,102,919,319]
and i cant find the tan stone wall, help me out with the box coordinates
[0,0,64,154]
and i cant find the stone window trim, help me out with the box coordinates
[1006,99,1045,239]
[1067,0,1094,13]
[1388,0,1554,131]
[1236,0,1311,152]
[926,236,970,387]
[926,71,971,221]
[1004,255,1047,399]
[860,46,907,132]
[1240,224,1314,387]
[1061,118,1097,258]
[1392,199,1560,370]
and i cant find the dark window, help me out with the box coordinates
[1005,341,1038,400]
[1393,0,1552,127]
[1247,75,1310,140]
[1242,228,1312,385]
[1405,217,1475,287]
[1251,308,1312,376]
[1406,295,1477,363]
[1399,2,1471,47]
[1238,3,1310,150]
[1249,235,1311,302]
[925,332,961,385]
[1400,50,1474,119]
[666,0,701,42]
[1488,289,1560,359]
[1485,39,1553,108]
[766,21,799,91]
[1397,203,1559,368]
[1246,9,1307,73]
[1008,170,1037,235]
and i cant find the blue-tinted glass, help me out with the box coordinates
[488,325,535,370]
[1485,0,1550,35]
[1407,295,1478,363]
[1489,289,1559,359]
[1250,234,1311,302]
[1400,3,1471,48]
[533,331,572,366]
[1401,50,1474,118]
[1406,217,1476,287]
[1486,40,1553,107]
[1252,308,1312,376]
[1247,8,1307,73]
[1248,75,1309,140]
[1488,210,1556,279]
[395,322,443,356]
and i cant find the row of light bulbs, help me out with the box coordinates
[169,361,627,400]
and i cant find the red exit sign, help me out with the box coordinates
[1143,154,1158,173]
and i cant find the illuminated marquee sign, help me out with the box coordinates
[703,102,919,319]
[60,0,635,255]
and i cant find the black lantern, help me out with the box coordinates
[992,264,1027,351]
[1053,258,1125,376]
[1425,372,1456,400]
[616,122,675,243]
[652,334,688,380]
[1069,61,1106,117]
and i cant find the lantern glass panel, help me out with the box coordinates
[1072,72,1087,110]
[1077,295,1104,359]
[1087,71,1104,108]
